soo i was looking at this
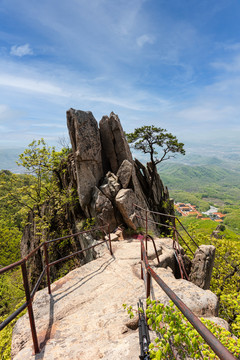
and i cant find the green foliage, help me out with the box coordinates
[210,237,240,337]
[0,269,24,317]
[0,171,35,230]
[0,222,21,267]
[124,299,240,359]
[178,214,240,242]
[82,217,96,230]
[0,140,75,358]
[0,269,25,359]
[126,125,185,167]
[1,139,75,241]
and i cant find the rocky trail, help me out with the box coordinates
[11,237,226,360]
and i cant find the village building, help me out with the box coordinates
[175,203,226,223]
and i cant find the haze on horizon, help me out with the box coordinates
[0,0,240,153]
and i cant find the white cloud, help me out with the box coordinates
[10,43,33,57]
[211,56,240,73]
[218,42,240,52]
[32,123,66,128]
[136,34,154,47]
[0,74,66,97]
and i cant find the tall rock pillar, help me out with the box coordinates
[67,109,103,215]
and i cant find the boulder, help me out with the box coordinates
[115,189,137,230]
[90,187,117,231]
[189,245,216,290]
[99,172,121,200]
[117,159,133,189]
[152,267,219,317]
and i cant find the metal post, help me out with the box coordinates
[173,226,177,251]
[108,224,113,256]
[141,243,143,280]
[146,270,151,299]
[145,210,148,256]
[172,216,176,248]
[44,243,51,295]
[21,262,40,354]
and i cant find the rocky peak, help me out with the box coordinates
[67,109,174,233]
[99,112,133,173]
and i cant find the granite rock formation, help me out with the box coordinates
[66,109,174,232]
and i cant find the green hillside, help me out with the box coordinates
[159,162,240,204]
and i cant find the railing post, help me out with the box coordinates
[21,262,40,354]
[141,243,143,280]
[44,242,51,295]
[108,224,113,256]
[145,209,148,256]
[172,225,177,250]
[146,270,151,299]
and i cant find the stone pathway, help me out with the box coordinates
[11,238,223,359]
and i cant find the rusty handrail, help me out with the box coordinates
[133,203,200,251]
[140,238,237,360]
[48,238,108,267]
[134,203,239,281]
[134,204,192,279]
[0,224,112,354]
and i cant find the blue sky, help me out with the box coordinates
[1,0,240,153]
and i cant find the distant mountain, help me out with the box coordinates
[159,158,240,201]
[0,148,24,173]
[161,153,234,167]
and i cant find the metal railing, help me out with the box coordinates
[0,224,113,354]
[134,203,199,280]
[134,203,239,283]
[140,237,237,360]
[134,203,199,256]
